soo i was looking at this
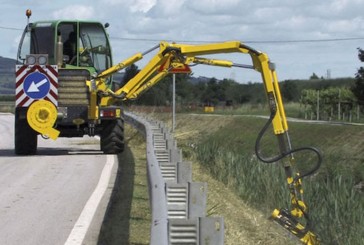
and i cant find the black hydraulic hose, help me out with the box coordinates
[255,111,322,235]
[254,112,322,181]
[161,46,181,56]
[254,111,322,235]
[254,112,278,163]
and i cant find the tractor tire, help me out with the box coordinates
[100,119,125,154]
[14,118,38,155]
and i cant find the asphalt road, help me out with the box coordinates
[0,113,117,245]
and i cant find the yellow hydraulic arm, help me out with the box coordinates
[93,41,321,244]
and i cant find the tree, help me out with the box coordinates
[352,48,364,105]
[173,74,196,105]
[309,73,319,80]
[201,78,219,105]
[281,80,299,102]
[301,88,356,120]
[137,78,170,105]
[122,64,139,84]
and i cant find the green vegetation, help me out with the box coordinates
[353,48,364,105]
[122,65,362,122]
[300,87,358,121]
[0,95,14,112]
[190,116,364,245]
[131,75,356,106]
[0,94,14,101]
[121,62,358,113]
[98,125,150,245]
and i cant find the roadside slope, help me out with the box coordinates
[159,113,299,244]
[100,114,299,244]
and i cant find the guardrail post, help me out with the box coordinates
[124,111,224,245]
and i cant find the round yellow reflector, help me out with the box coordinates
[27,100,60,139]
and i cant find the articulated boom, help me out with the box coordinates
[92,41,320,244]
[96,41,287,135]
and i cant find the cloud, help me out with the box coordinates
[186,0,241,15]
[147,0,186,16]
[331,0,351,11]
[101,0,127,4]
[130,0,157,13]
[10,34,23,59]
[117,0,189,38]
[52,5,95,19]
[325,17,364,33]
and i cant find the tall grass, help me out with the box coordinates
[195,139,364,245]
[195,141,290,209]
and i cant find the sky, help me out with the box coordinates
[1,0,364,83]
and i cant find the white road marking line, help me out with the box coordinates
[64,154,115,245]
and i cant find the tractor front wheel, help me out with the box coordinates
[14,112,38,155]
[100,119,125,154]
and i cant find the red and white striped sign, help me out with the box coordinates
[15,65,58,107]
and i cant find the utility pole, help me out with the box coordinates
[317,90,320,120]
[327,69,331,79]
[172,74,176,132]
[338,89,341,120]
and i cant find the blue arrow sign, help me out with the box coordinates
[23,71,51,100]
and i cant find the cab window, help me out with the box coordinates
[79,23,111,72]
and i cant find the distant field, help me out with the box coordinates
[0,101,13,105]
[0,101,13,113]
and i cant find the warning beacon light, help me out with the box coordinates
[26,9,32,18]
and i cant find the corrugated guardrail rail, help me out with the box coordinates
[124,111,224,245]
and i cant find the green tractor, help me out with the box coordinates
[15,10,124,155]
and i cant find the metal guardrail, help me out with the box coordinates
[124,111,224,245]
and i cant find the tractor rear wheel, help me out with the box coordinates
[100,119,125,154]
[14,113,38,155]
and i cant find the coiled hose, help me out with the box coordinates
[254,111,322,232]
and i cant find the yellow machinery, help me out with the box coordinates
[15,10,321,244]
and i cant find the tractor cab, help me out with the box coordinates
[17,20,112,74]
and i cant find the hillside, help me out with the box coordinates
[0,56,16,72]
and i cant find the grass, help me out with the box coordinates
[98,125,150,245]
[195,141,364,244]
[191,116,364,245]
[191,153,298,245]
